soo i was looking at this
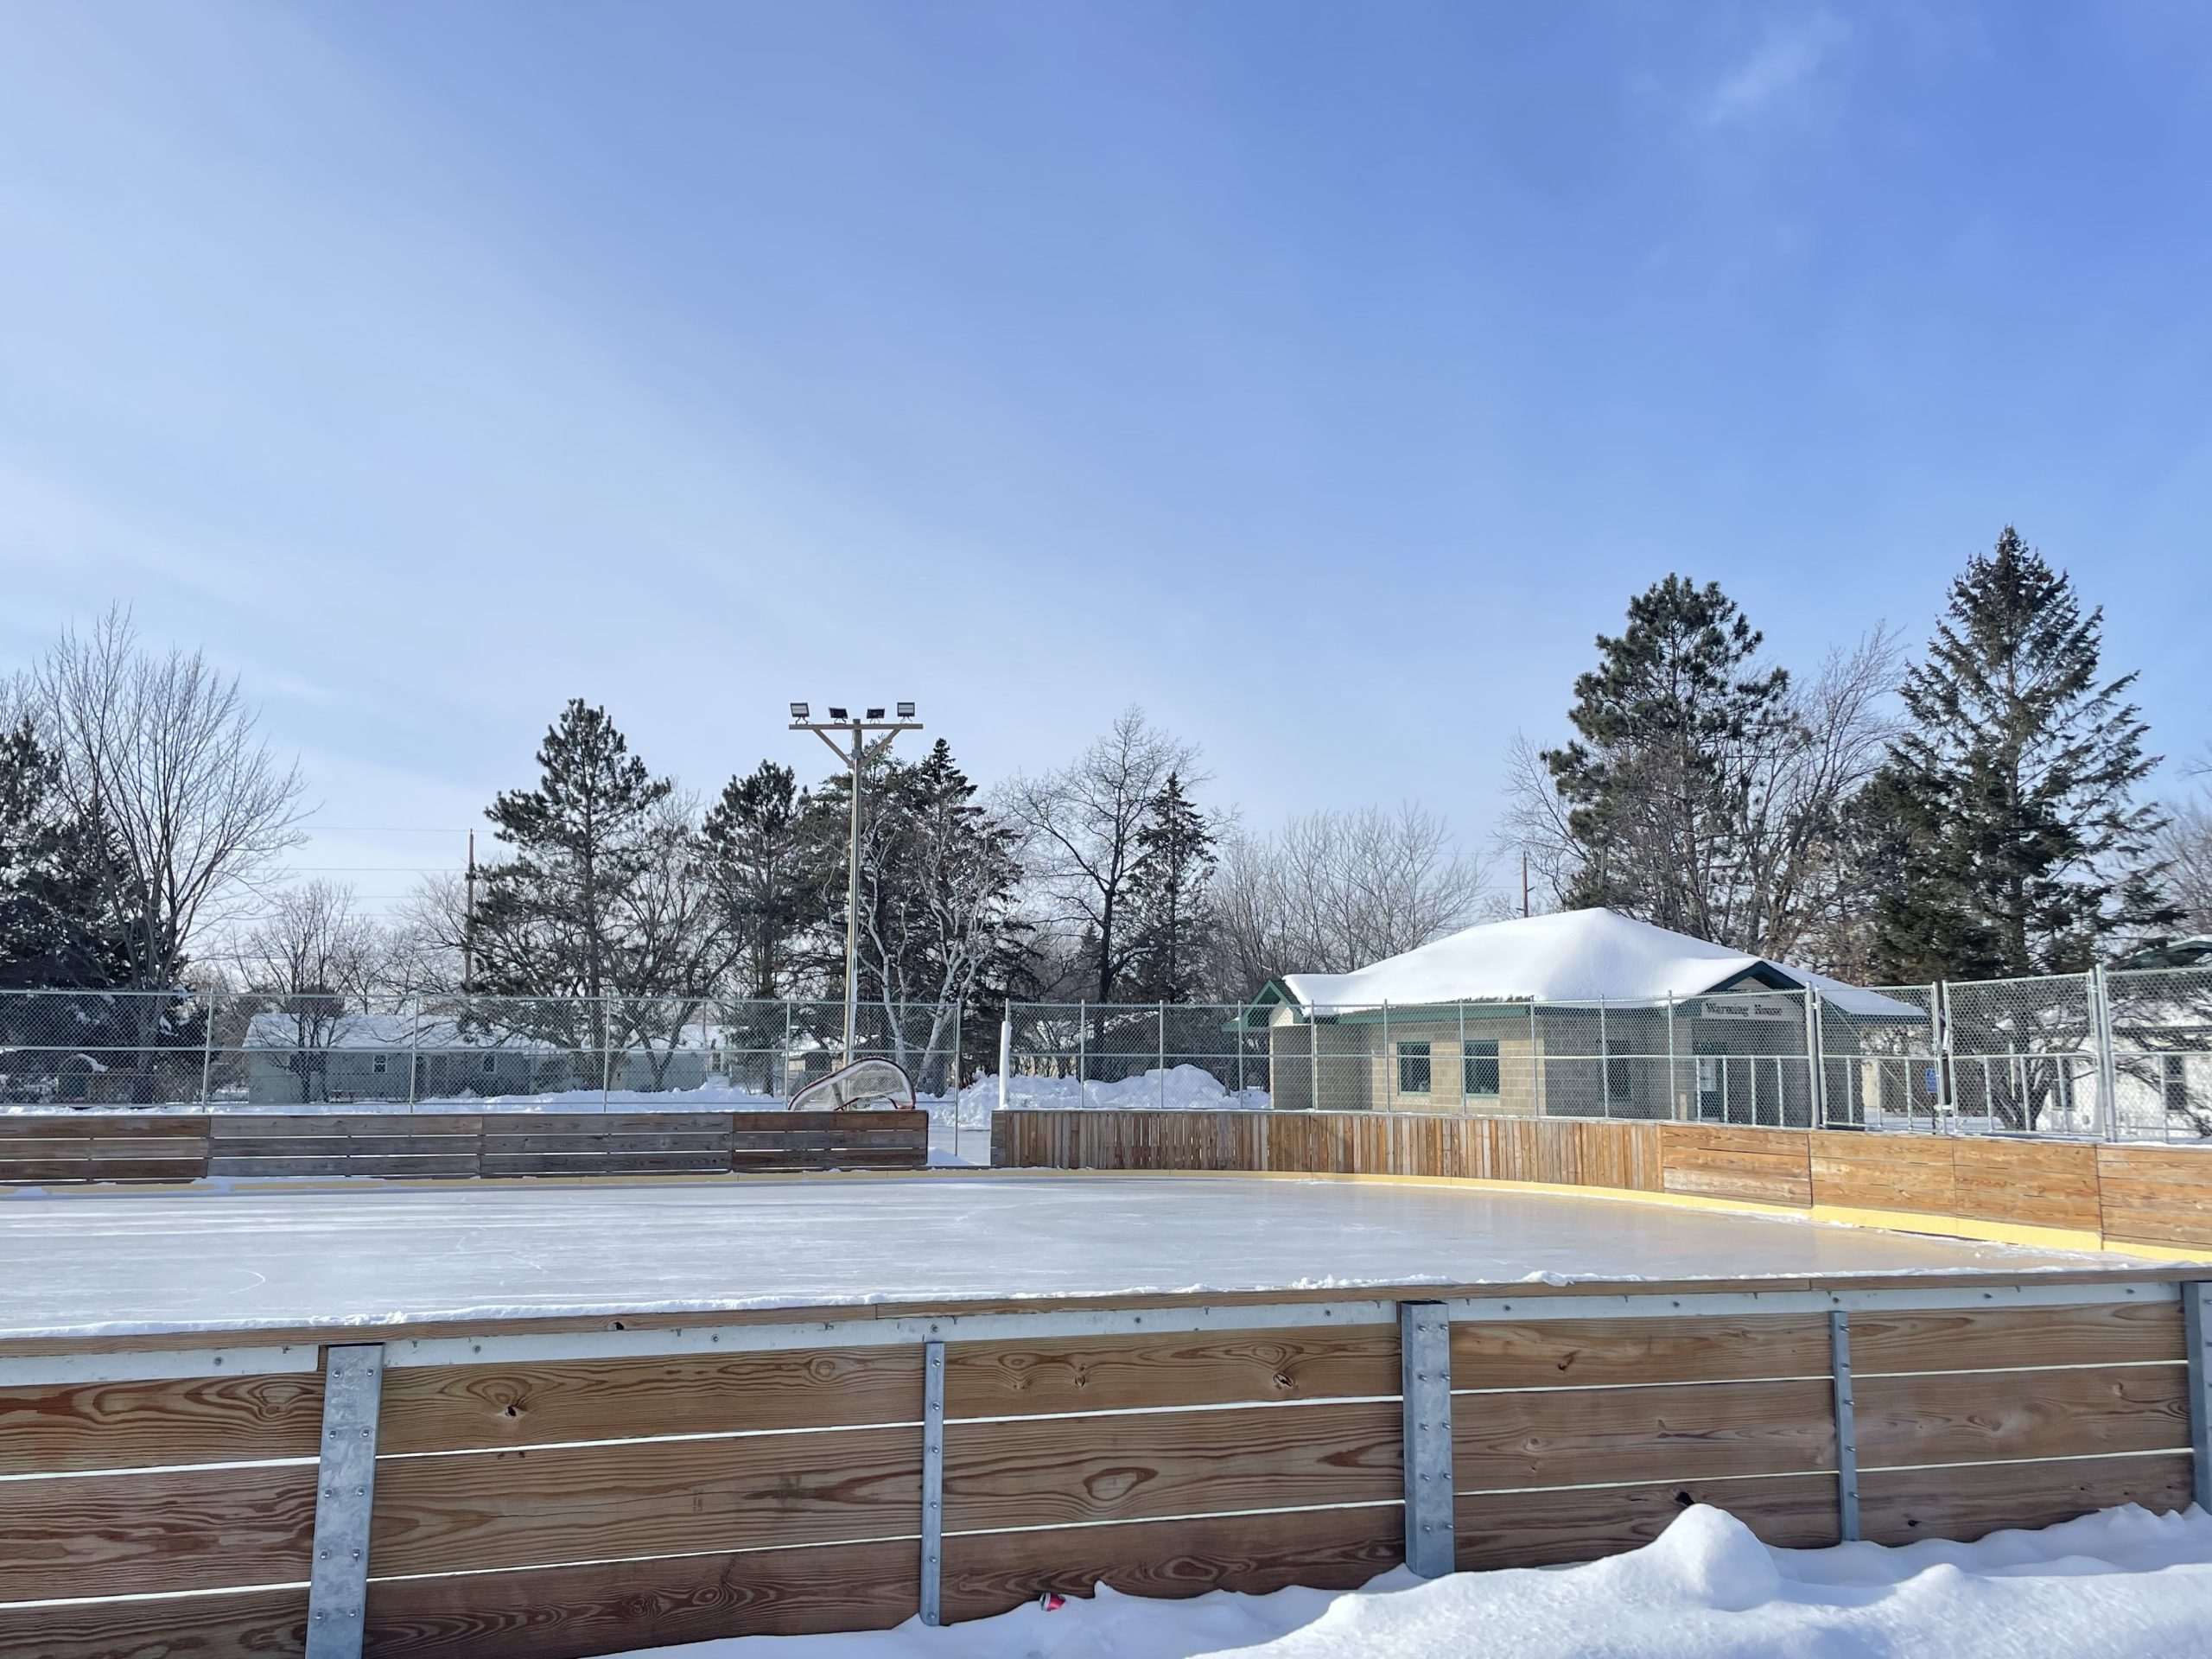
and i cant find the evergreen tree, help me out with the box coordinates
[0,716,132,990]
[702,760,831,998]
[473,700,674,1005]
[1542,576,1796,948]
[1871,527,2177,981]
[1123,772,1216,1002]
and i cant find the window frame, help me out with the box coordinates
[1395,1039,1433,1097]
[1463,1038,1500,1098]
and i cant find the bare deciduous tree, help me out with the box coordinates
[1208,804,1491,997]
[1007,707,1202,1003]
[1499,627,1902,974]
[231,880,386,1102]
[2158,748,2212,936]
[31,607,308,992]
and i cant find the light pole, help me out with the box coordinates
[790,702,921,1061]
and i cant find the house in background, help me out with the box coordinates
[240,1013,717,1103]
[1244,908,1922,1126]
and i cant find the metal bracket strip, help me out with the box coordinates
[0,1344,319,1389]
[285,1279,2181,1373]
[1829,1309,1859,1542]
[2187,1281,2211,1513]
[1399,1301,1455,1578]
[920,1338,946,1627]
[305,1344,385,1659]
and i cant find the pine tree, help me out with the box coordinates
[702,760,831,999]
[1870,527,2177,981]
[0,716,132,990]
[1542,576,1796,948]
[473,700,674,1006]
[1123,772,1217,1002]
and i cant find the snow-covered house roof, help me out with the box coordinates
[1262,908,1920,1020]
[243,1013,540,1051]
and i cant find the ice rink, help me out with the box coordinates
[0,1173,2157,1344]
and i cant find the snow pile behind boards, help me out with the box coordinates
[620,1501,2212,1659]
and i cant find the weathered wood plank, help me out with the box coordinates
[1576,1120,1663,1192]
[380,1345,921,1455]
[1855,1364,2190,1467]
[0,1462,315,1599]
[368,1424,919,1575]
[1859,1452,2194,1546]
[1452,1312,1833,1391]
[1453,1377,1836,1491]
[206,1155,355,1178]
[0,1370,325,1476]
[1455,1471,1841,1569]
[361,1536,920,1657]
[943,1503,1403,1624]
[1950,1138,2101,1233]
[1659,1123,1813,1206]
[942,1399,1402,1532]
[0,1115,209,1138]
[1808,1130,1955,1216]
[2096,1145,2212,1249]
[1846,1300,2184,1376]
[945,1325,1399,1418]
[0,1582,306,1659]
[0,1158,93,1181]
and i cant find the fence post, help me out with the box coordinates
[1529,1001,1542,1117]
[1382,1001,1393,1112]
[1598,996,1609,1118]
[1933,980,1955,1133]
[997,1015,1011,1114]
[1398,1301,1455,1577]
[1666,993,1678,1122]
[1457,999,1468,1117]
[1159,1001,1167,1110]
[1805,987,1826,1128]
[2089,964,2120,1141]
[952,1001,965,1158]
[782,999,793,1103]
[1077,1001,1087,1108]
[304,1344,385,1659]
[1310,1003,1320,1113]
[199,988,216,1108]
[600,996,613,1114]
[406,990,421,1112]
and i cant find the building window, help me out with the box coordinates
[481,1054,497,1075]
[1464,1039,1500,1097]
[2164,1055,2193,1114]
[1396,1041,1432,1096]
[372,1054,388,1075]
[1605,1039,1633,1101]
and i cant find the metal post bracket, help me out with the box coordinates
[305,1344,385,1659]
[1830,1309,1859,1542]
[1399,1300,1455,1578]
[920,1338,946,1625]
[2186,1281,2211,1514]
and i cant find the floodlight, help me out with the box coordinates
[790,702,809,721]
[896,701,915,718]
[827,706,849,721]
[866,707,886,720]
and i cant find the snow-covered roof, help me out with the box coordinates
[1274,908,1921,1020]
[244,1013,544,1051]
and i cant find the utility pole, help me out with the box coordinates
[789,702,921,1059]
[462,830,478,994]
[1522,852,1529,918]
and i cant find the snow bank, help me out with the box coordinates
[619,1501,2212,1658]
[997,1065,1271,1114]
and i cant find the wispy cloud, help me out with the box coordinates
[1701,11,1849,128]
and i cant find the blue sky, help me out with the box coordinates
[3,2,2209,912]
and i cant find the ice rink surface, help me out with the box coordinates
[0,1173,2162,1342]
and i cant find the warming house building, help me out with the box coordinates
[1244,907,1921,1126]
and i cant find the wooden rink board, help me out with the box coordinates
[0,1108,926,1184]
[992,1107,2212,1252]
[4,1287,2206,1658]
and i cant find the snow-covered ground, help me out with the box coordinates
[999,1065,1271,1113]
[621,1502,2212,1659]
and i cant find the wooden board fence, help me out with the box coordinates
[990,1109,2212,1253]
[0,1283,2197,1657]
[0,1110,926,1184]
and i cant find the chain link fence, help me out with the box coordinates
[0,989,966,1117]
[1000,965,2212,1142]
[9,964,2212,1143]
